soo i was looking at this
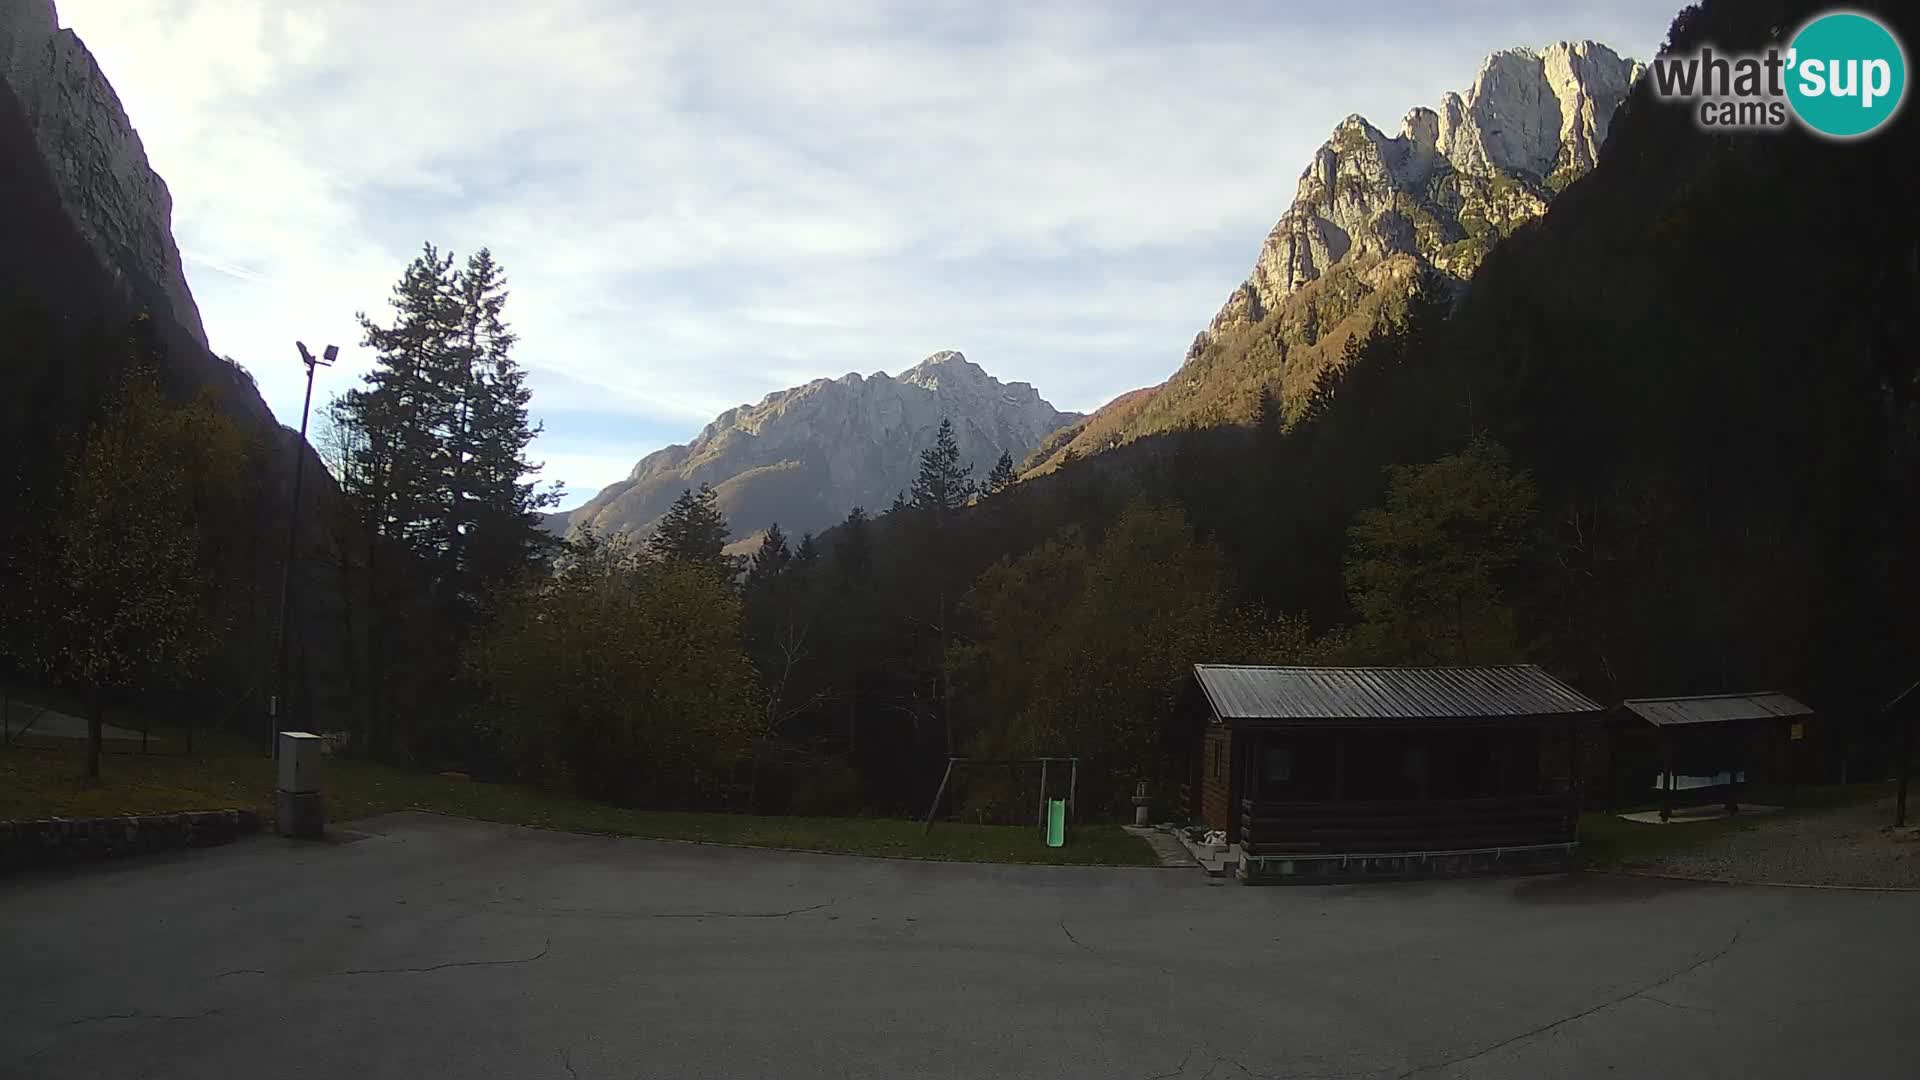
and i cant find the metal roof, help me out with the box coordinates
[1621,692,1813,727]
[1192,664,1604,722]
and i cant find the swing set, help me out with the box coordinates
[921,755,1080,846]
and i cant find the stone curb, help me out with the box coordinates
[0,809,260,875]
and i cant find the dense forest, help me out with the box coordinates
[3,0,1914,825]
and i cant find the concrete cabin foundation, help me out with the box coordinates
[1239,841,1577,884]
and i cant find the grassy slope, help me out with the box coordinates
[0,746,1157,867]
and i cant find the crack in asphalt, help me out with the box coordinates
[338,934,552,976]
[559,1048,579,1080]
[1059,918,1091,951]
[644,899,838,920]
[1391,927,1747,1078]
[208,968,266,980]
[61,1008,224,1027]
[1637,993,1719,1014]
[1144,1047,1195,1079]
[532,898,841,921]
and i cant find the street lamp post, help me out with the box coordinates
[269,341,336,759]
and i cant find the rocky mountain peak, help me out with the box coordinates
[559,354,1081,545]
[1030,39,1639,474]
[1195,39,1638,349]
[900,349,986,390]
[1437,41,1641,182]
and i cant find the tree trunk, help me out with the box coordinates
[748,738,765,816]
[86,697,104,779]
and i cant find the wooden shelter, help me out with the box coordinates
[1618,692,1814,821]
[1183,664,1604,883]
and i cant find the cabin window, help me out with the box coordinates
[1341,733,1423,800]
[1263,748,1292,784]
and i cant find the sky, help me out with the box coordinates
[57,0,1679,511]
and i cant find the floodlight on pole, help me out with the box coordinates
[269,341,336,759]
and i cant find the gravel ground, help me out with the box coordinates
[1627,795,1920,888]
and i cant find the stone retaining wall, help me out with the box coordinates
[0,809,258,873]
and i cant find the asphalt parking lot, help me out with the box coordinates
[3,812,1916,1079]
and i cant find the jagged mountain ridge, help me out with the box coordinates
[1030,41,1641,472]
[560,351,1081,545]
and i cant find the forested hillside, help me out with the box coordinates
[725,0,1919,819]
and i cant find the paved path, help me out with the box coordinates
[1123,824,1197,867]
[3,702,149,743]
[2,812,1916,1079]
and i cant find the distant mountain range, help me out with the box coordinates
[553,351,1080,547]
[1027,41,1641,472]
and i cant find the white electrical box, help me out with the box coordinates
[277,731,324,794]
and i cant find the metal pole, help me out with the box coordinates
[270,343,332,759]
[1897,703,1913,828]
[1038,759,1048,831]
[922,757,956,834]
[1661,733,1673,823]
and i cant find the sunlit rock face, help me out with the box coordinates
[1199,41,1641,347]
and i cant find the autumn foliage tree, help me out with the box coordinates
[952,502,1319,816]
[30,359,250,776]
[1343,434,1540,664]
[468,528,757,805]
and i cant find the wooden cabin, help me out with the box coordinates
[1183,664,1604,883]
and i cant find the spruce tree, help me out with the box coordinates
[342,242,552,594]
[795,533,820,565]
[334,243,556,755]
[983,450,1018,497]
[453,248,557,596]
[648,483,731,573]
[836,507,873,589]
[346,244,461,565]
[1252,386,1281,437]
[746,522,791,590]
[909,418,975,514]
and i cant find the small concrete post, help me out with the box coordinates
[1131,780,1151,827]
[275,731,325,838]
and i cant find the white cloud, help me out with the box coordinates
[55,0,1679,504]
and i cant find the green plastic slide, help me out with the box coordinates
[1046,798,1066,848]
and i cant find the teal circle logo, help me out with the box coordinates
[1786,11,1907,138]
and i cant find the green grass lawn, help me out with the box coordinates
[0,745,1157,867]
[1578,781,1896,868]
